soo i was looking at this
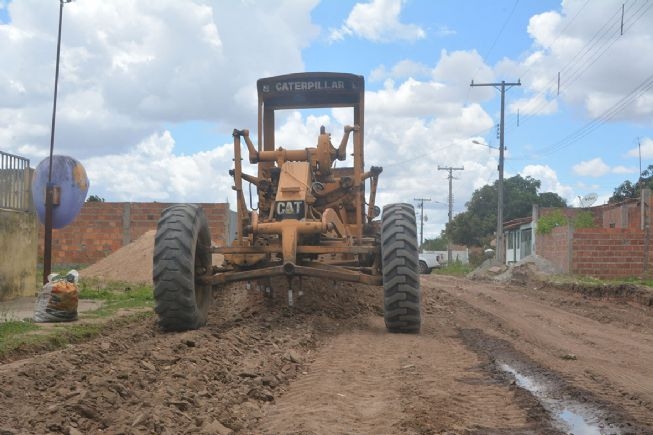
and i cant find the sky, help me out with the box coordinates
[1,0,653,240]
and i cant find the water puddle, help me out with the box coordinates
[499,363,611,434]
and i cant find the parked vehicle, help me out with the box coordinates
[418,252,441,274]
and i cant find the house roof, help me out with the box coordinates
[503,216,532,231]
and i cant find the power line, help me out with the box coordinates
[531,71,653,157]
[510,0,653,131]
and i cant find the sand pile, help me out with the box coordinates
[82,230,156,285]
[467,254,561,284]
[82,230,225,285]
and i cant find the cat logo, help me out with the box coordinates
[275,201,305,219]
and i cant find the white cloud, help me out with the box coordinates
[521,164,574,202]
[84,130,234,202]
[518,0,653,123]
[509,94,558,116]
[0,0,320,160]
[435,50,494,98]
[572,157,610,177]
[612,165,637,175]
[369,60,430,82]
[329,0,425,43]
[626,137,653,159]
[1,0,599,240]
[434,25,455,37]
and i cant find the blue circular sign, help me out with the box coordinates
[32,155,90,229]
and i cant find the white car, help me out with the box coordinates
[418,252,441,274]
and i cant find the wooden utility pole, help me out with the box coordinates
[470,79,521,264]
[414,197,431,249]
[438,166,464,264]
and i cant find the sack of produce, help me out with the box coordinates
[33,270,80,322]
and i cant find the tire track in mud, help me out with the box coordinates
[423,275,653,433]
[256,284,550,434]
[260,320,407,434]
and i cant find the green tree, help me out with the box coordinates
[421,236,448,251]
[87,194,105,202]
[609,164,653,204]
[538,191,567,208]
[446,175,567,247]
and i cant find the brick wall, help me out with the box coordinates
[536,225,652,279]
[571,228,647,278]
[38,202,231,265]
[536,226,571,273]
[601,202,638,229]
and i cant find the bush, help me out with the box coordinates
[536,210,567,235]
[572,210,596,229]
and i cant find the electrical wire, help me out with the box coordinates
[504,0,653,160]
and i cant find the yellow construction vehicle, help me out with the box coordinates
[153,72,420,333]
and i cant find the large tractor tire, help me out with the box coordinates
[381,203,421,333]
[153,204,212,331]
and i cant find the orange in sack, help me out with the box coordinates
[33,270,80,322]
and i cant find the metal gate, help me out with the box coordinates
[0,151,31,211]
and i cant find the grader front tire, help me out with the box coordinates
[153,204,212,331]
[381,203,421,333]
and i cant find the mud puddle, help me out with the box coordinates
[458,328,644,434]
[500,363,608,434]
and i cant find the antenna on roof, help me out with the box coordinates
[578,193,598,208]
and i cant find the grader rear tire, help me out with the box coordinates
[381,203,421,333]
[153,204,212,331]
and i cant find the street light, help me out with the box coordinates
[43,0,73,284]
[472,139,499,151]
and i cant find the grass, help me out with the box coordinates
[0,278,154,360]
[431,261,474,277]
[78,279,154,317]
[544,272,653,289]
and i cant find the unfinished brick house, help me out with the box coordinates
[504,189,651,279]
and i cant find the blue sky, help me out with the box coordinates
[1,0,652,240]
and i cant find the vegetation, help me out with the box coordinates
[421,236,448,251]
[431,261,474,277]
[446,175,567,247]
[536,209,567,235]
[78,280,153,317]
[86,194,105,202]
[609,164,653,204]
[535,209,596,235]
[572,210,596,229]
[0,280,153,359]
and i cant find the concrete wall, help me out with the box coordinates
[37,202,232,266]
[0,209,38,300]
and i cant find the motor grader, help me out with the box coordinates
[152,72,420,333]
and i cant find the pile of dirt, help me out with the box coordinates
[82,230,156,285]
[467,255,561,285]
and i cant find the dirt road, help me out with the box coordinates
[1,273,652,434]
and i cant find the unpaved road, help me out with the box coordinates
[1,274,652,434]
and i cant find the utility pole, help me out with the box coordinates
[470,79,521,264]
[414,197,431,249]
[438,166,464,264]
[44,0,72,284]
